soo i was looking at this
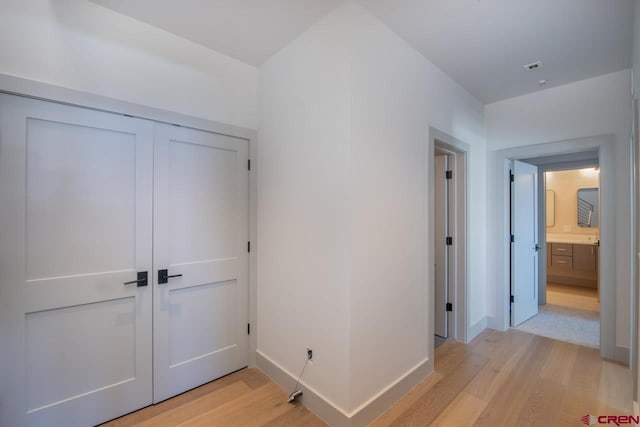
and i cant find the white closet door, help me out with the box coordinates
[0,95,154,427]
[153,123,249,402]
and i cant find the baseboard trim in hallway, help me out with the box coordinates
[615,345,631,365]
[101,329,632,426]
[256,350,431,427]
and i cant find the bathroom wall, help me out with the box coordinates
[545,168,600,236]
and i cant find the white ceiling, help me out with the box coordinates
[88,0,343,66]
[359,0,634,103]
[89,0,634,104]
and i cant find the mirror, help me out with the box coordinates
[546,190,555,227]
[577,188,598,227]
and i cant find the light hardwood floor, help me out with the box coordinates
[547,282,600,312]
[102,329,631,426]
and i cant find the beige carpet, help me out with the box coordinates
[515,303,599,348]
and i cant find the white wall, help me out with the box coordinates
[634,0,640,98]
[0,0,258,129]
[347,2,486,410]
[545,169,600,236]
[631,0,640,401]
[258,1,486,415]
[485,70,633,352]
[257,4,354,411]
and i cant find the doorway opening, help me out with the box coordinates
[430,130,468,352]
[510,151,601,349]
[434,147,453,348]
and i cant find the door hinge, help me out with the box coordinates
[248,241,251,252]
[445,170,453,180]
[248,159,251,171]
[446,302,453,312]
[510,234,515,243]
[446,236,453,246]
[509,171,514,182]
[510,295,514,303]
[248,323,251,335]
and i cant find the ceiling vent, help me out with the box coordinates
[524,61,543,71]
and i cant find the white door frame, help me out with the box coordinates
[488,135,617,361]
[429,127,469,344]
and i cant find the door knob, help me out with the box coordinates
[123,271,148,287]
[158,269,182,285]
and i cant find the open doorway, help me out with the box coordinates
[430,130,468,351]
[434,148,453,348]
[511,152,601,349]
[492,137,619,361]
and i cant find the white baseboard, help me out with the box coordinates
[486,315,503,331]
[467,317,488,342]
[256,351,350,426]
[349,357,431,426]
[615,346,630,366]
[256,350,431,427]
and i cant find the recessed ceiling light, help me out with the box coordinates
[524,61,543,71]
[539,80,547,85]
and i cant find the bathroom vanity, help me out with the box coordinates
[546,239,598,289]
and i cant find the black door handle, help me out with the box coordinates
[124,271,148,287]
[158,269,182,285]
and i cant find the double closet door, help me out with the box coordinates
[0,95,249,427]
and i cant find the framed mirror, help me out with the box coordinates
[577,188,598,227]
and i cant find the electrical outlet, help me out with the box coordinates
[307,348,313,361]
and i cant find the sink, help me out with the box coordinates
[546,233,598,245]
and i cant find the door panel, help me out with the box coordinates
[573,244,597,272]
[169,140,238,263]
[25,119,136,280]
[26,297,136,412]
[512,160,539,326]
[153,123,249,403]
[0,95,153,427]
[434,154,448,338]
[169,280,237,366]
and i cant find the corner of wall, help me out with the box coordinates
[468,317,488,342]
[256,350,432,427]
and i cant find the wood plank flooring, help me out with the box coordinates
[547,282,600,312]
[99,368,325,427]
[375,329,631,426]
[102,329,631,427]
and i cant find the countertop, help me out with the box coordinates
[546,234,599,246]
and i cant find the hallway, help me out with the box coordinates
[103,329,630,426]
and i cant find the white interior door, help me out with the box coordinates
[0,94,154,427]
[512,160,539,326]
[153,123,249,402]
[434,154,448,338]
